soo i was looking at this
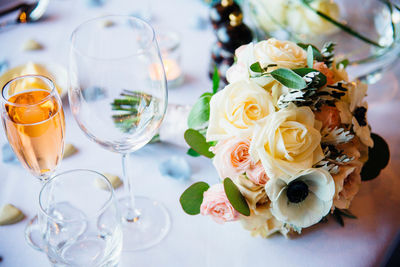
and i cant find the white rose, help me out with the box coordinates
[206,80,275,141]
[265,168,335,228]
[287,0,340,35]
[253,38,307,69]
[250,104,324,179]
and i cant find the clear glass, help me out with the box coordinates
[245,0,400,88]
[39,169,122,267]
[69,15,170,251]
[0,74,65,250]
[155,29,183,88]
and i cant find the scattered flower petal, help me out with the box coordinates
[0,204,25,226]
[63,143,78,159]
[96,173,123,190]
[22,39,43,51]
[159,156,191,181]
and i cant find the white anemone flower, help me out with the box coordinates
[265,168,335,228]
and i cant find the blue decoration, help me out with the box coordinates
[2,143,19,164]
[85,0,107,7]
[0,59,9,75]
[159,156,191,181]
[190,16,210,31]
[82,86,106,102]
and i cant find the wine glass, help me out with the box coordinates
[69,15,169,251]
[39,169,122,266]
[0,74,65,250]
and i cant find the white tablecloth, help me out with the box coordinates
[0,1,399,266]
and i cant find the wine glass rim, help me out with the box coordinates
[39,169,116,223]
[1,74,57,107]
[70,15,156,61]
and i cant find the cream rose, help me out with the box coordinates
[232,174,268,213]
[240,204,290,238]
[253,38,307,69]
[206,80,275,141]
[250,104,324,179]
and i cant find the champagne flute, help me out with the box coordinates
[69,15,169,251]
[1,74,65,250]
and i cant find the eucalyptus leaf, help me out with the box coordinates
[187,94,212,129]
[180,182,210,215]
[250,62,263,73]
[307,45,314,68]
[297,43,323,61]
[184,129,215,158]
[293,68,327,87]
[212,66,220,94]
[270,68,307,89]
[187,148,201,157]
[336,59,349,69]
[223,178,250,216]
[361,133,390,181]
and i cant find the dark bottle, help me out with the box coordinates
[211,42,234,65]
[216,12,253,53]
[210,0,241,29]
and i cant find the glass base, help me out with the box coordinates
[118,196,170,251]
[25,216,44,251]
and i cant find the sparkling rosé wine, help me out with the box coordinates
[2,90,65,178]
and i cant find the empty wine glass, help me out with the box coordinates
[39,169,122,266]
[69,15,169,251]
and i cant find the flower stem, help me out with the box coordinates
[301,0,385,48]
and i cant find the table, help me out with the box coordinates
[0,1,399,266]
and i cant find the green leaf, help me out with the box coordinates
[270,68,307,89]
[297,43,323,61]
[307,45,314,68]
[337,209,357,219]
[180,182,210,215]
[223,178,250,216]
[184,129,215,158]
[332,209,344,227]
[250,62,263,73]
[361,133,390,181]
[187,148,201,157]
[212,66,220,94]
[187,94,212,129]
[336,59,349,69]
[293,67,327,87]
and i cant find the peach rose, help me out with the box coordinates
[314,105,341,130]
[313,62,334,86]
[211,138,252,180]
[332,160,363,209]
[200,184,239,224]
[246,161,269,185]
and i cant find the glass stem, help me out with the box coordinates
[122,153,140,222]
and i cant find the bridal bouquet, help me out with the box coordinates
[180,38,389,237]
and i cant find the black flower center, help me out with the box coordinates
[354,107,367,126]
[286,180,309,203]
